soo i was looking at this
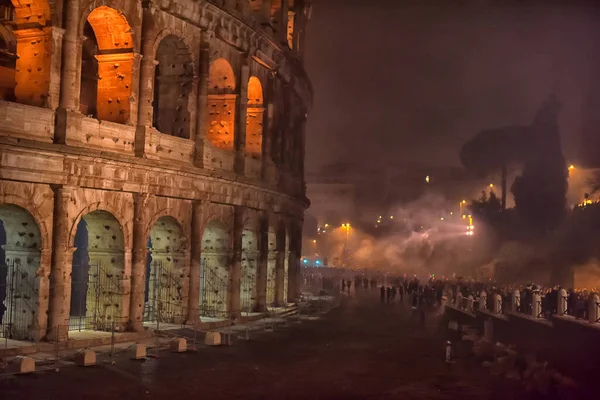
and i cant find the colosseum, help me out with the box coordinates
[0,0,312,341]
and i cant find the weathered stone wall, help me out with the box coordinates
[0,0,310,340]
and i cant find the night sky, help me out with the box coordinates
[303,0,600,173]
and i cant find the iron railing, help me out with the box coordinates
[0,260,37,341]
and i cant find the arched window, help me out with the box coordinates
[82,6,134,124]
[207,58,237,151]
[246,76,264,158]
[4,0,52,106]
[152,35,193,139]
[0,26,16,102]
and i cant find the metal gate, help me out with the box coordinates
[143,260,183,323]
[241,258,257,313]
[70,262,123,331]
[200,258,228,318]
[0,260,37,341]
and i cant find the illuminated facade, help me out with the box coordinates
[0,0,312,341]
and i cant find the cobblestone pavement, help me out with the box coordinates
[0,294,542,399]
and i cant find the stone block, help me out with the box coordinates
[204,331,222,346]
[9,356,35,374]
[170,338,187,353]
[132,344,146,359]
[74,349,96,366]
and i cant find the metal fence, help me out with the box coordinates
[144,260,183,323]
[69,262,123,332]
[0,260,37,341]
[199,258,228,318]
[240,258,257,313]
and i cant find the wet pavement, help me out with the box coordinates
[1,294,539,399]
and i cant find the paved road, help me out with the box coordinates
[1,294,525,399]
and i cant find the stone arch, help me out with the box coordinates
[246,76,264,159]
[68,202,131,251]
[207,58,237,152]
[0,24,16,102]
[70,209,125,331]
[144,215,188,323]
[5,0,53,106]
[199,217,232,317]
[79,6,135,123]
[0,193,51,253]
[0,203,42,340]
[10,0,51,25]
[152,34,194,139]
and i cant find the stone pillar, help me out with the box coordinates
[532,293,541,318]
[137,51,156,127]
[59,0,81,111]
[36,248,52,341]
[286,249,298,303]
[47,186,75,341]
[493,294,502,314]
[187,200,204,323]
[511,290,520,313]
[557,288,568,315]
[229,206,244,318]
[194,42,210,167]
[479,291,487,311]
[129,193,149,332]
[235,64,250,174]
[274,222,285,306]
[256,216,269,312]
[128,53,143,126]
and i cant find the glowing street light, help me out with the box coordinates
[489,183,494,188]
[569,164,575,171]
[425,175,430,183]
[312,239,317,244]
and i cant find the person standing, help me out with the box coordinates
[380,285,386,304]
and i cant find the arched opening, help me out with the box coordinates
[266,225,277,307]
[4,0,52,106]
[0,23,17,102]
[200,220,231,318]
[207,58,237,151]
[246,76,264,159]
[152,35,193,139]
[82,6,134,124]
[241,227,258,313]
[0,204,41,340]
[143,216,187,323]
[79,22,98,117]
[70,210,125,331]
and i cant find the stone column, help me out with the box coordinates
[287,223,301,302]
[274,222,285,306]
[137,50,156,127]
[229,206,244,318]
[194,42,210,167]
[128,52,143,126]
[187,200,204,323]
[129,193,149,332]
[234,64,250,174]
[256,215,269,312]
[47,186,75,341]
[59,0,80,111]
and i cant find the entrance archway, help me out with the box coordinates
[153,35,193,138]
[200,220,231,318]
[266,225,277,306]
[241,228,258,313]
[70,210,124,331]
[0,204,41,340]
[144,216,187,323]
